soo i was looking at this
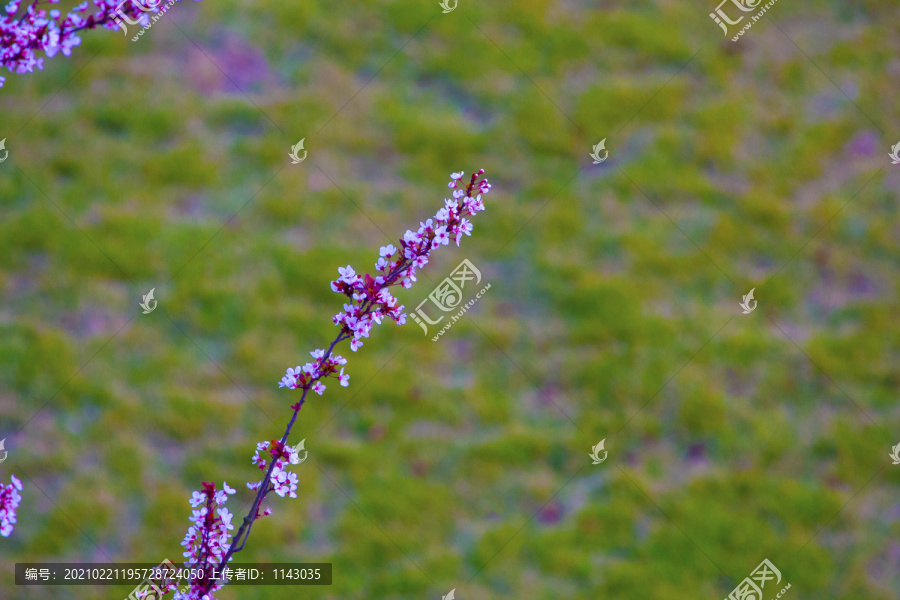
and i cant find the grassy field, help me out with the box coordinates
[1,0,899,598]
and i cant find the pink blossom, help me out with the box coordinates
[276,350,348,390]
[432,225,450,248]
[455,218,473,246]
[247,440,301,500]
[337,265,357,283]
[270,465,298,498]
[278,366,301,389]
[0,474,22,537]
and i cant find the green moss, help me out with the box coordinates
[3,2,896,597]
[141,144,218,187]
[674,369,723,430]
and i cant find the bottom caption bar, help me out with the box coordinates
[16,561,332,586]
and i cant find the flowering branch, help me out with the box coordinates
[1,0,198,87]
[158,170,491,600]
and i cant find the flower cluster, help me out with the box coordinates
[0,474,22,537]
[248,440,298,500]
[278,349,349,394]
[327,169,490,357]
[175,481,236,598]
[1,0,197,87]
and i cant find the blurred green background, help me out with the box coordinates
[1,0,899,598]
